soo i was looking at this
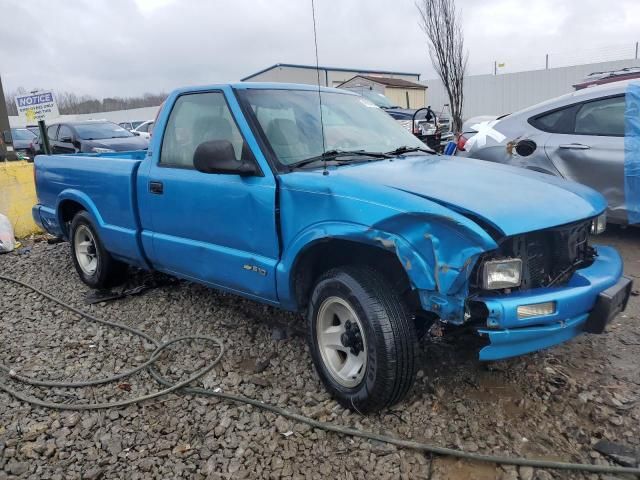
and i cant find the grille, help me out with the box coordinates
[473,220,595,292]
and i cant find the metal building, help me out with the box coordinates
[338,75,427,109]
[425,59,640,120]
[241,63,421,88]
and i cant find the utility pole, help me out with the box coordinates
[0,75,16,161]
[494,61,497,76]
[635,41,638,60]
[545,54,549,70]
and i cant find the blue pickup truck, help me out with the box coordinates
[33,83,632,412]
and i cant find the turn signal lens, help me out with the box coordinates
[517,302,556,319]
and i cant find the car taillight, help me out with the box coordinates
[456,134,468,151]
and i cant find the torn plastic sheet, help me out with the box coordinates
[625,82,640,224]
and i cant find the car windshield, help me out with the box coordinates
[11,128,37,141]
[74,122,133,140]
[240,89,426,166]
[359,90,399,108]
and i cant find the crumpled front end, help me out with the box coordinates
[460,219,630,360]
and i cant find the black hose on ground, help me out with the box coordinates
[1,274,638,476]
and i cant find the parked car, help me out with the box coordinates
[132,120,154,139]
[574,66,640,90]
[34,120,149,154]
[118,120,145,131]
[457,80,637,224]
[10,128,38,160]
[32,82,630,412]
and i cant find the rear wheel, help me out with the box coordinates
[70,211,127,289]
[307,266,417,412]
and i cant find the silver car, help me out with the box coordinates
[457,80,637,224]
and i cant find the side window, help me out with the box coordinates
[138,123,149,133]
[574,96,625,136]
[160,92,247,168]
[58,125,73,141]
[529,105,577,134]
[47,125,58,140]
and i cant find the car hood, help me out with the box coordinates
[84,136,148,151]
[313,155,606,237]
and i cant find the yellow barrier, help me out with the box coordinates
[0,161,42,238]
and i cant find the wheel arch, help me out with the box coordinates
[289,237,417,313]
[56,190,104,239]
[278,216,497,314]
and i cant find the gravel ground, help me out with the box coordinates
[1,228,639,480]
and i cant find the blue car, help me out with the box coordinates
[32,83,631,412]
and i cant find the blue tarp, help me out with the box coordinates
[625,83,640,224]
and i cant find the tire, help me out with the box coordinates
[307,265,417,412]
[69,211,127,289]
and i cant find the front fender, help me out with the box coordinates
[276,214,497,316]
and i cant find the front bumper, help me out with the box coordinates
[476,245,630,360]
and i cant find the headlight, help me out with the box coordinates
[591,212,606,235]
[92,147,115,153]
[483,258,522,289]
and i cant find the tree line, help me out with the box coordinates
[4,88,167,115]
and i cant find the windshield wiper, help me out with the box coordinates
[385,145,435,156]
[289,149,391,169]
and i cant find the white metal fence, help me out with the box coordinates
[425,58,640,120]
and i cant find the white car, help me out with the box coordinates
[132,120,154,139]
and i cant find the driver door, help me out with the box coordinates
[138,90,280,301]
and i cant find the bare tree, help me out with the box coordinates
[417,0,467,133]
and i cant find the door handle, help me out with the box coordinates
[559,143,591,150]
[149,181,164,194]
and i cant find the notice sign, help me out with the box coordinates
[14,91,59,123]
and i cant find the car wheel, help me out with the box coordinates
[307,265,417,412]
[70,211,127,289]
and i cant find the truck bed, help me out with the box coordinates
[34,151,147,266]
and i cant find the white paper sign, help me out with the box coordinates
[14,91,59,123]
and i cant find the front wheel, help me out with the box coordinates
[307,266,417,412]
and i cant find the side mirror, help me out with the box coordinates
[132,131,140,136]
[515,139,537,157]
[60,136,73,143]
[193,140,258,176]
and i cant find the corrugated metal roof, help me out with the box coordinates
[241,63,420,81]
[344,75,427,89]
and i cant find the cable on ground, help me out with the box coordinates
[1,274,638,476]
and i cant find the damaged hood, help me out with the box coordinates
[318,155,606,237]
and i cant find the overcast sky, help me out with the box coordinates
[2,0,639,98]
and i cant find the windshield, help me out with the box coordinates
[74,122,133,140]
[240,89,426,166]
[11,128,37,141]
[359,90,398,108]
